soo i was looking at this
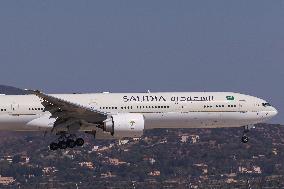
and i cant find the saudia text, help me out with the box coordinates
[123,95,214,102]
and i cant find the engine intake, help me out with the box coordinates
[103,113,144,138]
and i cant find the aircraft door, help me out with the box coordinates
[10,102,20,114]
[89,99,98,109]
[238,100,246,112]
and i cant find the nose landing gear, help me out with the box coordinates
[49,133,85,151]
[241,135,249,143]
[241,125,255,143]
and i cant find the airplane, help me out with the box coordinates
[0,90,278,150]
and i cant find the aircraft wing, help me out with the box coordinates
[26,90,108,132]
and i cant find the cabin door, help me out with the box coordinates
[10,102,20,114]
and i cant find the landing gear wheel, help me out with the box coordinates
[58,141,68,149]
[67,139,76,148]
[76,138,84,146]
[241,135,249,143]
[50,142,58,151]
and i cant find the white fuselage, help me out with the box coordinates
[0,92,278,132]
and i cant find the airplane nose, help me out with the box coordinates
[271,107,278,117]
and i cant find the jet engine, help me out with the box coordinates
[103,113,144,138]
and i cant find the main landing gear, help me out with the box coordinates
[241,135,249,143]
[49,133,85,151]
[241,125,254,143]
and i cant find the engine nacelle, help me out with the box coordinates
[103,113,144,138]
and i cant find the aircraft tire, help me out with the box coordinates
[58,141,68,149]
[67,139,76,148]
[76,138,84,146]
[50,142,58,151]
[241,135,249,143]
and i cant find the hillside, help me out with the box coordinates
[0,124,283,188]
[0,85,27,95]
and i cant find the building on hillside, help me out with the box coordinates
[108,158,127,166]
[238,166,262,174]
[19,155,30,164]
[148,170,160,176]
[0,176,15,186]
[180,135,200,143]
[79,162,95,169]
[101,172,116,178]
[118,139,129,145]
[42,167,58,175]
[0,156,13,163]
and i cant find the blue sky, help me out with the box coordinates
[0,1,283,123]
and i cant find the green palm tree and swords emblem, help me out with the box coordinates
[130,120,136,126]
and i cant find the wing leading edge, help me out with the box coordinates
[26,89,108,132]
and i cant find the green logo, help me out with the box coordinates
[130,121,136,126]
[226,96,235,101]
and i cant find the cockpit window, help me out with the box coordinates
[262,103,272,107]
